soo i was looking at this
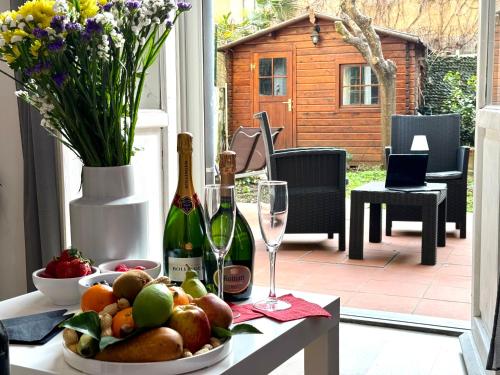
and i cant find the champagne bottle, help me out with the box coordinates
[0,320,9,375]
[204,151,255,300]
[163,133,205,284]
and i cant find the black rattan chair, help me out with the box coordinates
[385,114,470,238]
[255,111,347,250]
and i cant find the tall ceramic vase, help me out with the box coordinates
[69,165,148,265]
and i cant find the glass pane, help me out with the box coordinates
[259,78,272,95]
[370,69,378,84]
[343,86,362,105]
[343,66,361,85]
[273,58,286,76]
[370,86,379,104]
[274,78,287,96]
[259,58,272,77]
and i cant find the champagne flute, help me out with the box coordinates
[203,184,237,301]
[254,180,290,312]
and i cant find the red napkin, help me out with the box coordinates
[230,303,264,323]
[252,294,331,322]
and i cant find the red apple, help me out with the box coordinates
[168,305,211,353]
[193,293,233,329]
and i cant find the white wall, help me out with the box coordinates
[0,17,27,299]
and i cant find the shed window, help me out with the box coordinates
[259,57,287,96]
[341,65,379,106]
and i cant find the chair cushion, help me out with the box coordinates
[426,171,462,180]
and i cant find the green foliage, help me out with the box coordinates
[441,72,476,146]
[216,0,299,46]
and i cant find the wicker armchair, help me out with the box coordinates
[385,114,470,238]
[254,111,347,250]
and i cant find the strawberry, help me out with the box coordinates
[68,259,92,277]
[60,248,80,262]
[115,264,129,272]
[55,260,73,278]
[134,266,146,271]
[45,258,59,277]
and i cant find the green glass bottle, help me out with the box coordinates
[163,133,205,284]
[204,151,255,300]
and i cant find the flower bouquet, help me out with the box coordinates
[0,0,190,166]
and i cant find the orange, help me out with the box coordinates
[169,286,190,307]
[81,284,117,313]
[112,307,135,338]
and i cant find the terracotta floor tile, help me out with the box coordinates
[368,270,435,285]
[342,249,398,268]
[424,284,471,303]
[414,299,471,321]
[438,264,472,277]
[358,279,429,298]
[433,275,471,289]
[446,254,472,266]
[299,250,347,264]
[346,293,420,314]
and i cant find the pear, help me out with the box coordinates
[180,268,207,298]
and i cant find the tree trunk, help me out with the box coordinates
[380,77,396,165]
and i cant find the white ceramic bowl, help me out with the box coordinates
[32,266,100,306]
[98,259,161,278]
[78,272,121,295]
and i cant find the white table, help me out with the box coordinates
[0,286,340,375]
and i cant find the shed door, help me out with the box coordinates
[253,52,294,149]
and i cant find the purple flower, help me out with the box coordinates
[102,2,113,11]
[125,0,141,10]
[85,19,103,34]
[165,20,173,28]
[48,38,65,52]
[177,1,191,11]
[65,22,82,33]
[32,28,49,39]
[53,72,68,87]
[25,61,51,76]
[50,15,66,33]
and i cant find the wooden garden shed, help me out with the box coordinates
[218,13,427,164]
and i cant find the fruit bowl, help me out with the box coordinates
[62,338,232,375]
[32,267,100,306]
[98,259,161,278]
[78,272,121,295]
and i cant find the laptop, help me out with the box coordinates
[385,154,430,192]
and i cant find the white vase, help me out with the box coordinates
[69,165,149,265]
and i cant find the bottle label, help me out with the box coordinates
[214,265,251,294]
[173,194,198,215]
[168,257,204,282]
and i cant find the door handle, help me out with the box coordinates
[281,98,293,112]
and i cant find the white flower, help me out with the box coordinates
[15,14,23,21]
[10,20,16,28]
[139,37,145,45]
[11,35,24,43]
[15,90,29,99]
[25,15,34,22]
[0,38,5,48]
[5,16,12,24]
[17,22,26,29]
[131,25,140,35]
[53,0,69,13]
[1,25,7,32]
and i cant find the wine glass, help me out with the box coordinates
[254,180,290,312]
[203,184,237,300]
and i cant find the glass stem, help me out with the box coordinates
[268,246,277,301]
[216,254,225,300]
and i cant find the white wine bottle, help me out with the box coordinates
[163,133,205,283]
[204,151,255,300]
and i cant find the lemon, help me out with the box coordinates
[132,284,173,328]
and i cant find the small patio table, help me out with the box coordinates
[0,286,340,375]
[349,181,447,265]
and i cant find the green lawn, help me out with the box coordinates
[347,167,474,213]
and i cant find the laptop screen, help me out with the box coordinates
[385,154,429,188]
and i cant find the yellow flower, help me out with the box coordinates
[0,10,17,23]
[97,0,107,5]
[30,39,42,56]
[4,45,20,64]
[79,0,99,19]
[1,30,12,43]
[18,0,56,29]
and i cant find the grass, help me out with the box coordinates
[237,168,474,213]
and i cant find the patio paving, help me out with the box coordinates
[239,202,473,322]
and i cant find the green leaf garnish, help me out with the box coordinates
[59,311,101,340]
[213,323,262,338]
[99,335,124,351]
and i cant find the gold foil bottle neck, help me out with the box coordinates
[177,132,193,153]
[219,151,236,186]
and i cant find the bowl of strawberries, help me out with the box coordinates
[33,249,99,306]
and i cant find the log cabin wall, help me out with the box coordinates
[223,17,425,165]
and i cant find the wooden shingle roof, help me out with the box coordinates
[218,13,425,52]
